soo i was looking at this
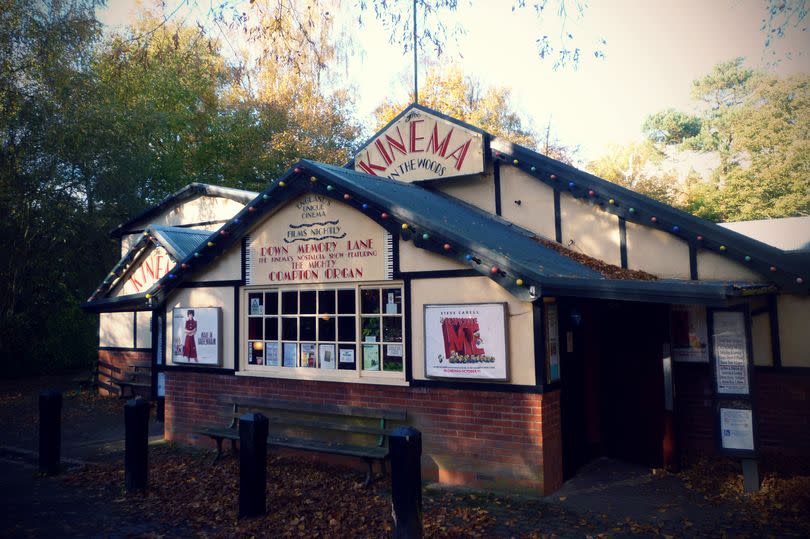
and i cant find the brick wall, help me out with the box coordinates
[675,364,810,463]
[97,350,150,396]
[164,371,564,495]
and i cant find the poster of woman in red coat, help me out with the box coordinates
[172,307,221,365]
[182,310,198,361]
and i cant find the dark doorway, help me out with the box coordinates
[559,300,669,479]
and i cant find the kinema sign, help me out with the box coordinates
[353,106,485,182]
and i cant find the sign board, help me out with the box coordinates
[719,406,755,452]
[246,195,392,286]
[670,305,709,363]
[424,303,508,380]
[712,310,750,395]
[353,106,485,182]
[117,246,175,296]
[171,307,222,365]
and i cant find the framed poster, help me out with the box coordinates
[265,342,280,366]
[156,372,166,398]
[424,303,508,380]
[301,343,317,368]
[710,308,752,396]
[282,343,297,367]
[670,305,709,363]
[716,401,757,456]
[319,344,336,369]
[545,303,560,383]
[171,307,221,365]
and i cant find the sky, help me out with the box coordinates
[100,0,809,164]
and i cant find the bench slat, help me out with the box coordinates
[194,428,389,459]
[229,413,387,436]
[267,437,388,459]
[218,396,406,421]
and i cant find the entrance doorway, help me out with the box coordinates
[559,300,669,479]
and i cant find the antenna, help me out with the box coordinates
[413,0,418,104]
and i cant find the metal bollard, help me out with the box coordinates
[38,390,62,475]
[239,413,268,519]
[124,399,150,491]
[390,426,423,539]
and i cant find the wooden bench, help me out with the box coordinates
[95,360,122,395]
[111,365,152,399]
[194,395,407,486]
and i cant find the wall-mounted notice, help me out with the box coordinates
[720,407,755,452]
[545,303,560,383]
[670,305,709,363]
[171,307,221,365]
[713,311,750,395]
[424,303,508,380]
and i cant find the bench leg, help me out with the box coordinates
[363,458,374,487]
[213,437,224,463]
[230,438,238,457]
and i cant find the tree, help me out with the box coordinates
[373,65,578,161]
[0,0,106,375]
[586,142,685,207]
[643,59,810,221]
[0,0,361,376]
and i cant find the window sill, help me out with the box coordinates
[236,368,410,387]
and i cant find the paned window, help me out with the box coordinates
[246,285,405,378]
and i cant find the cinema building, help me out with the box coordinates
[83,105,810,494]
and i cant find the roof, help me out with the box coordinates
[83,160,782,313]
[109,183,258,238]
[719,217,810,252]
[150,225,211,260]
[345,103,807,292]
[83,224,210,311]
[486,139,809,293]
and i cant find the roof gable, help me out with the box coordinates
[350,103,488,182]
[109,183,258,238]
[84,225,209,311]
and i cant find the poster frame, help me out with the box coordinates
[714,399,758,458]
[708,305,755,397]
[171,307,222,366]
[423,302,509,381]
[668,304,710,363]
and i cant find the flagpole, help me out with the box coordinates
[413,0,418,104]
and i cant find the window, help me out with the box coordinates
[246,284,405,378]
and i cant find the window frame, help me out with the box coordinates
[242,281,406,382]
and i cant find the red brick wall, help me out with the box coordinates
[97,350,150,396]
[164,372,564,495]
[675,364,810,462]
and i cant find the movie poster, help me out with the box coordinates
[172,307,221,365]
[424,303,508,380]
[670,305,709,363]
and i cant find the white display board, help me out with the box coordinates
[171,307,222,365]
[720,407,755,451]
[712,311,750,395]
[424,303,508,380]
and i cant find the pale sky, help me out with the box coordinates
[100,0,809,164]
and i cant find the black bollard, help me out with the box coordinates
[239,413,268,519]
[124,399,150,491]
[390,426,423,539]
[38,390,62,475]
